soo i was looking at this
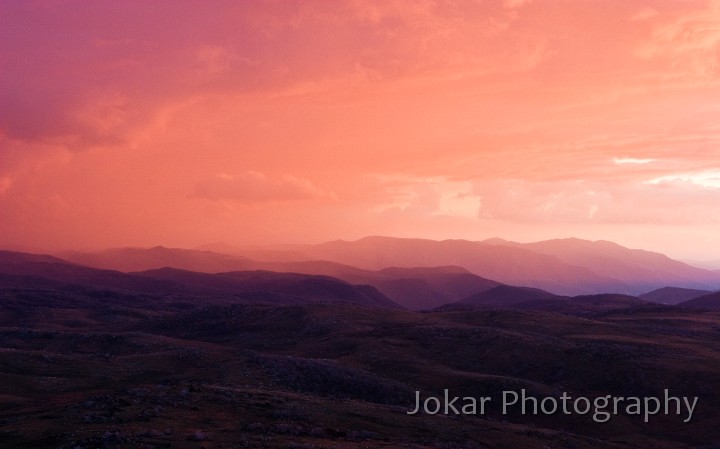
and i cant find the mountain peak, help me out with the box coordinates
[481,237,511,245]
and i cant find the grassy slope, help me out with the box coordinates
[2,287,720,448]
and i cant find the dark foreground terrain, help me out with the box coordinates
[2,252,720,448]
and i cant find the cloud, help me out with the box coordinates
[613,157,655,165]
[632,1,720,77]
[0,0,559,153]
[2,0,713,161]
[646,170,720,188]
[472,177,720,224]
[195,171,332,202]
[367,166,720,225]
[2,0,720,255]
[369,174,480,218]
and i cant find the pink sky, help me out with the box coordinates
[1,0,720,259]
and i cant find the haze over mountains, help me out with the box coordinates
[8,236,720,314]
[60,236,720,301]
[0,250,401,310]
[290,236,720,295]
[7,234,720,313]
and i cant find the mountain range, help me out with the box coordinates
[5,240,720,448]
[4,233,720,311]
[59,236,720,301]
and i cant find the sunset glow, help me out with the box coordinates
[2,0,720,258]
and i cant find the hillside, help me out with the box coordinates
[679,291,720,309]
[639,286,713,305]
[438,284,559,310]
[2,286,720,448]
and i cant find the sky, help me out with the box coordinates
[1,0,720,259]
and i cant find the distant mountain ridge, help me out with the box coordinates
[0,250,401,309]
[60,246,256,273]
[60,247,501,310]
[277,236,720,296]
[277,236,630,295]
[493,238,720,295]
[57,236,720,298]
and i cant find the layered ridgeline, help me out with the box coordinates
[60,236,720,305]
[0,250,670,317]
[0,250,401,309]
[288,236,720,296]
[60,247,501,310]
[4,247,720,447]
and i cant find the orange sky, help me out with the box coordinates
[1,0,720,259]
